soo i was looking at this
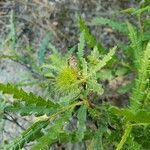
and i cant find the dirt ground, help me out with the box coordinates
[0,0,141,149]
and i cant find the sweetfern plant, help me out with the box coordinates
[0,5,150,150]
[0,23,117,149]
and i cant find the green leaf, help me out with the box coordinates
[89,46,116,76]
[111,106,150,123]
[96,69,113,80]
[0,96,5,133]
[65,45,77,59]
[9,10,17,51]
[127,22,143,69]
[133,6,150,15]
[130,42,150,111]
[0,83,59,108]
[87,79,104,95]
[38,32,52,64]
[92,17,128,33]
[76,105,87,141]
[121,7,136,14]
[4,103,58,116]
[90,128,104,150]
[116,125,132,150]
[0,55,16,60]
[1,120,49,150]
[88,46,100,66]
[31,111,72,150]
[77,31,85,60]
[79,17,105,53]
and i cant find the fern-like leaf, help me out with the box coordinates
[90,128,104,150]
[130,42,150,111]
[89,46,116,76]
[127,22,143,69]
[87,78,104,95]
[1,120,49,150]
[133,6,150,15]
[77,31,85,60]
[116,125,132,150]
[38,32,52,64]
[0,96,5,133]
[111,106,150,123]
[76,105,87,141]
[0,83,59,108]
[9,10,17,51]
[92,17,128,33]
[79,17,105,53]
[31,111,72,150]
[4,103,58,116]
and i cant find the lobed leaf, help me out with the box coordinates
[79,17,105,53]
[31,111,72,150]
[92,17,128,33]
[38,32,52,64]
[76,105,87,141]
[130,42,150,111]
[0,83,59,108]
[1,120,49,150]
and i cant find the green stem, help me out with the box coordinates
[37,101,84,123]
[116,124,132,150]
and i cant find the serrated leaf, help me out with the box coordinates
[31,111,72,150]
[0,83,59,108]
[127,22,143,69]
[116,125,132,150]
[77,31,85,60]
[65,45,77,59]
[87,79,104,95]
[38,32,52,64]
[1,120,49,150]
[96,69,113,80]
[9,10,17,51]
[111,106,150,123]
[0,96,5,133]
[90,128,104,150]
[133,6,150,15]
[79,17,105,53]
[89,46,116,76]
[4,104,58,116]
[92,17,128,33]
[130,42,150,111]
[76,105,87,141]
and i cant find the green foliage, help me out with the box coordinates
[111,106,150,124]
[130,42,150,111]
[2,120,49,150]
[0,83,58,108]
[0,96,5,133]
[31,111,72,150]
[127,22,143,69]
[76,105,87,141]
[116,125,132,150]
[9,10,17,51]
[122,6,150,15]
[90,128,104,150]
[38,32,52,64]
[79,17,105,53]
[4,103,58,116]
[0,5,150,150]
[92,17,128,33]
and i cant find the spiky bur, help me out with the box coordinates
[55,66,80,94]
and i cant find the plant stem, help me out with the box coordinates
[116,124,132,150]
